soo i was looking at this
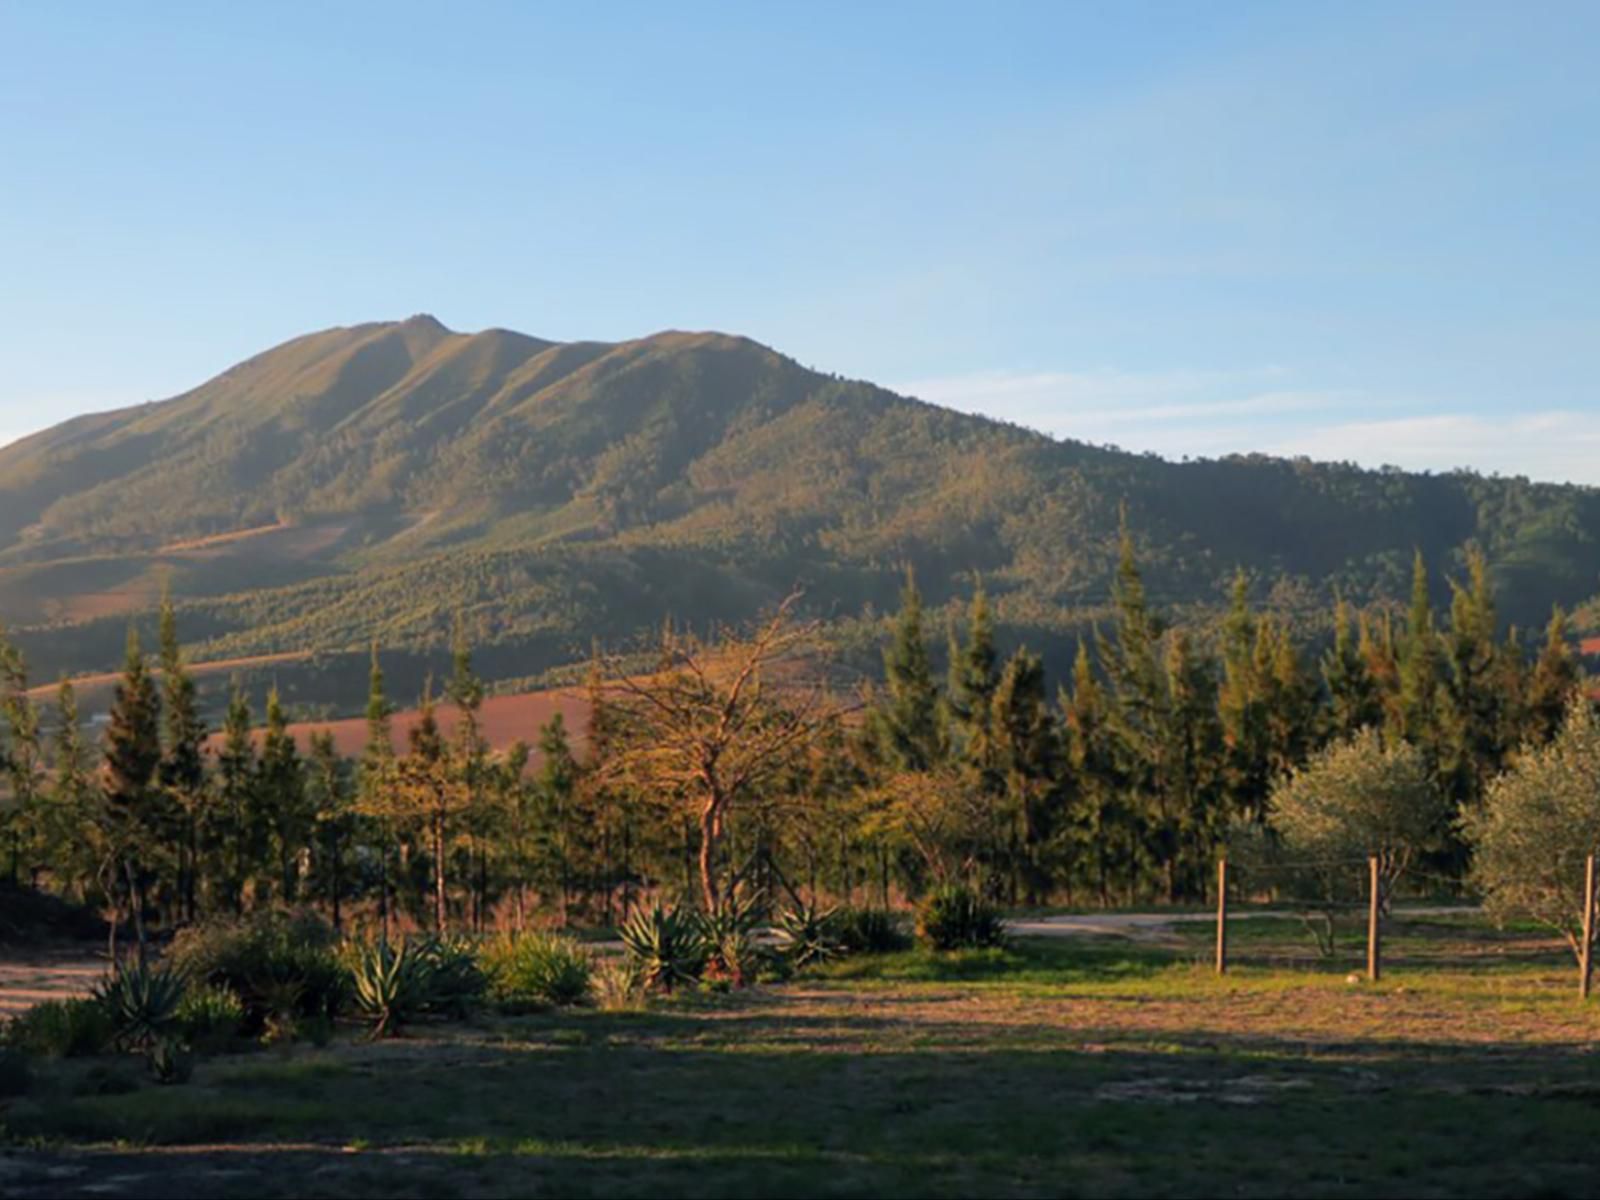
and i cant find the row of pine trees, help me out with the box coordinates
[0,532,1583,935]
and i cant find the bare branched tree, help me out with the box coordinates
[599,591,854,912]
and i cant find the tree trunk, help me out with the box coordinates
[699,799,720,913]
[432,809,448,932]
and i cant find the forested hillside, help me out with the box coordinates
[3,316,1597,703]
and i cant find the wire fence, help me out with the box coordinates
[1212,852,1600,998]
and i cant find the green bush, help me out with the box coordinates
[93,962,186,1050]
[621,903,707,993]
[915,885,1005,951]
[168,912,345,1032]
[835,907,912,954]
[175,984,246,1048]
[413,936,488,1017]
[698,894,766,988]
[3,997,115,1058]
[0,1046,32,1097]
[776,902,841,968]
[481,932,592,1009]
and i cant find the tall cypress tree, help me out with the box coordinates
[259,687,309,904]
[1062,640,1124,906]
[101,628,163,960]
[1097,519,1167,902]
[307,730,352,931]
[158,592,207,921]
[449,617,492,929]
[1321,593,1381,737]
[869,571,944,772]
[991,646,1058,904]
[1155,629,1224,903]
[948,584,1000,767]
[44,679,98,901]
[1217,572,1271,822]
[1395,550,1442,747]
[1438,548,1505,807]
[358,644,396,935]
[0,624,42,886]
[1524,606,1579,745]
[215,682,257,915]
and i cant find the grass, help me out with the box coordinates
[4,918,1600,1198]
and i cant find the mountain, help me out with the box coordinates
[4,316,1598,709]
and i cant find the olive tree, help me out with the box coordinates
[1466,696,1600,965]
[1245,728,1446,953]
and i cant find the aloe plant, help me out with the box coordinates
[93,961,185,1050]
[777,901,841,968]
[348,940,434,1038]
[620,903,706,993]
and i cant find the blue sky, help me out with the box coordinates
[3,2,1598,480]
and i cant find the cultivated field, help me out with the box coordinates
[5,913,1598,1199]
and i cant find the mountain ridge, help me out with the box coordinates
[3,318,1597,703]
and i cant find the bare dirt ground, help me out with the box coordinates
[0,950,105,1018]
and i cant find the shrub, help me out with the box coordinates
[0,1046,31,1097]
[916,885,1005,951]
[168,912,344,1032]
[347,940,433,1038]
[93,961,186,1050]
[3,997,115,1058]
[620,904,707,993]
[835,907,912,954]
[413,936,488,1017]
[175,984,245,1048]
[1468,696,1600,963]
[776,902,841,968]
[592,958,645,1012]
[481,932,592,1009]
[698,894,766,988]
[146,1037,194,1085]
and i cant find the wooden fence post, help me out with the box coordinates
[1215,859,1228,975]
[1367,856,1381,983]
[1581,853,1596,1001]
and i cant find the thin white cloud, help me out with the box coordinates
[1268,412,1600,486]
[893,368,1600,486]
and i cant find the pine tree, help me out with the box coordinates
[158,591,207,921]
[259,687,310,904]
[1361,608,1403,731]
[48,678,99,900]
[1438,548,1506,808]
[307,730,353,931]
[358,643,396,934]
[1097,519,1167,901]
[449,618,493,929]
[537,712,580,924]
[1261,616,1318,780]
[0,624,42,886]
[991,647,1058,904]
[1217,572,1271,822]
[1321,593,1381,737]
[1524,606,1579,745]
[948,584,1000,766]
[868,571,945,772]
[1155,629,1224,903]
[1395,550,1442,747]
[1062,640,1126,906]
[215,682,257,915]
[101,627,163,960]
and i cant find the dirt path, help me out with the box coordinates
[0,950,106,1018]
[1006,904,1479,941]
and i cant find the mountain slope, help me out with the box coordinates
[4,318,1598,695]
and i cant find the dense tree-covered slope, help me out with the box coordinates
[3,316,1596,694]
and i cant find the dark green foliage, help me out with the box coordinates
[776,901,841,968]
[174,983,245,1048]
[697,893,766,987]
[481,931,593,1009]
[2,997,115,1058]
[0,1046,31,1097]
[347,939,433,1038]
[93,961,186,1050]
[145,1037,195,1085]
[412,935,488,1017]
[167,911,345,1032]
[915,884,1005,950]
[833,907,912,954]
[621,903,707,992]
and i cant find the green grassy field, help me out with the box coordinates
[4,917,1600,1199]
